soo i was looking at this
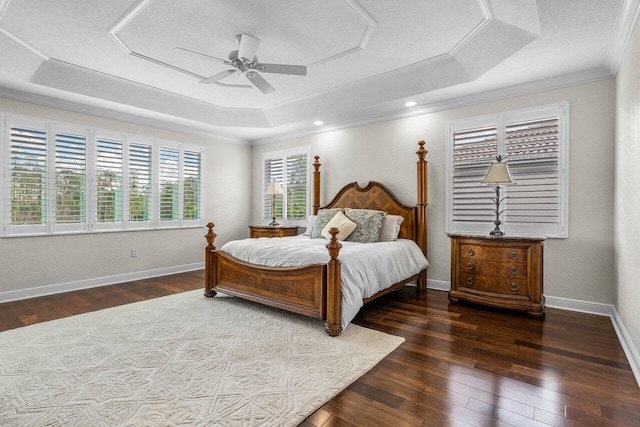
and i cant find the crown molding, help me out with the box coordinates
[0,85,251,145]
[250,67,613,146]
[606,0,640,74]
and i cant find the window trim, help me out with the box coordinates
[1,113,205,237]
[261,146,310,227]
[445,102,569,238]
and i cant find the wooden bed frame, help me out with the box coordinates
[203,140,428,336]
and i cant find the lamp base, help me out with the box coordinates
[490,229,505,236]
[269,217,279,226]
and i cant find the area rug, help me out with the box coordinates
[0,290,404,426]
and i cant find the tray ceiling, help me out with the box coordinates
[0,0,630,143]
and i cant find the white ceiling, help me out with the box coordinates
[0,0,635,144]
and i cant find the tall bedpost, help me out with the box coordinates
[313,155,321,215]
[204,222,217,298]
[416,140,428,291]
[325,227,343,336]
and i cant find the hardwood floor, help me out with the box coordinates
[1,270,639,426]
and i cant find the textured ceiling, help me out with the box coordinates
[0,0,633,143]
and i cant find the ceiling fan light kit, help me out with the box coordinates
[195,33,307,94]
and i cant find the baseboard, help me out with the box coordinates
[0,262,204,304]
[427,279,450,292]
[611,307,640,388]
[544,295,614,316]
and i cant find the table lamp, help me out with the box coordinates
[265,180,284,226]
[481,155,514,236]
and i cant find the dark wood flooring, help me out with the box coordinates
[1,270,639,426]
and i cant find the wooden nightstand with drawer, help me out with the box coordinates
[448,234,545,316]
[249,225,299,238]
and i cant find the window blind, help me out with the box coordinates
[9,126,47,226]
[451,126,498,224]
[286,153,307,221]
[96,138,123,224]
[55,132,86,225]
[263,156,284,221]
[505,116,560,225]
[183,150,201,221]
[128,142,152,222]
[159,148,179,222]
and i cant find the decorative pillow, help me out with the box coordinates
[311,208,343,239]
[302,215,317,236]
[344,208,385,243]
[321,211,357,240]
[378,215,404,241]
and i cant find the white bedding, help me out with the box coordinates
[220,235,430,329]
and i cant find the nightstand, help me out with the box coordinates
[249,225,299,238]
[448,234,545,316]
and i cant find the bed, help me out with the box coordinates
[203,140,429,336]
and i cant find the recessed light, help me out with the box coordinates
[404,101,417,107]
[314,121,324,126]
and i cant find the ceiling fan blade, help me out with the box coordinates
[200,69,235,84]
[173,47,226,64]
[255,63,307,76]
[246,71,274,94]
[237,34,260,62]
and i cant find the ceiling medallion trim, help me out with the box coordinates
[108,0,378,85]
[449,0,494,56]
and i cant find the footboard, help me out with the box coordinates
[204,223,343,336]
[209,250,327,319]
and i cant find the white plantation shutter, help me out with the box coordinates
[128,142,152,224]
[447,103,568,238]
[55,132,87,231]
[263,156,284,222]
[183,150,201,221]
[505,117,560,229]
[2,114,205,236]
[9,125,48,232]
[159,148,180,223]
[286,153,307,221]
[263,147,309,224]
[452,126,498,225]
[96,137,123,226]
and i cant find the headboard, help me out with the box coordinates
[312,140,428,259]
[321,181,416,241]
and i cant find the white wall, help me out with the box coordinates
[252,78,616,304]
[0,97,252,298]
[615,16,640,370]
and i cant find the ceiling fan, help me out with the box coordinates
[176,33,306,94]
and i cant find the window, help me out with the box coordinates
[1,114,204,236]
[262,147,309,225]
[128,142,152,225]
[446,102,569,238]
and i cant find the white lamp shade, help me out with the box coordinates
[265,181,284,196]
[481,162,514,185]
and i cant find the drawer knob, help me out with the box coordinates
[509,267,518,275]
[466,248,475,256]
[509,251,519,260]
[467,277,474,285]
[509,283,518,291]
[467,263,475,271]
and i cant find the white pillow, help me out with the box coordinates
[378,215,404,241]
[321,211,357,240]
[302,215,317,236]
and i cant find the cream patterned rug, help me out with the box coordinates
[0,290,404,426]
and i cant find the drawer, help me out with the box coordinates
[459,274,528,296]
[459,244,526,262]
[252,230,280,238]
[459,257,526,279]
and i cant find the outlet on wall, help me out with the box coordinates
[131,249,138,258]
